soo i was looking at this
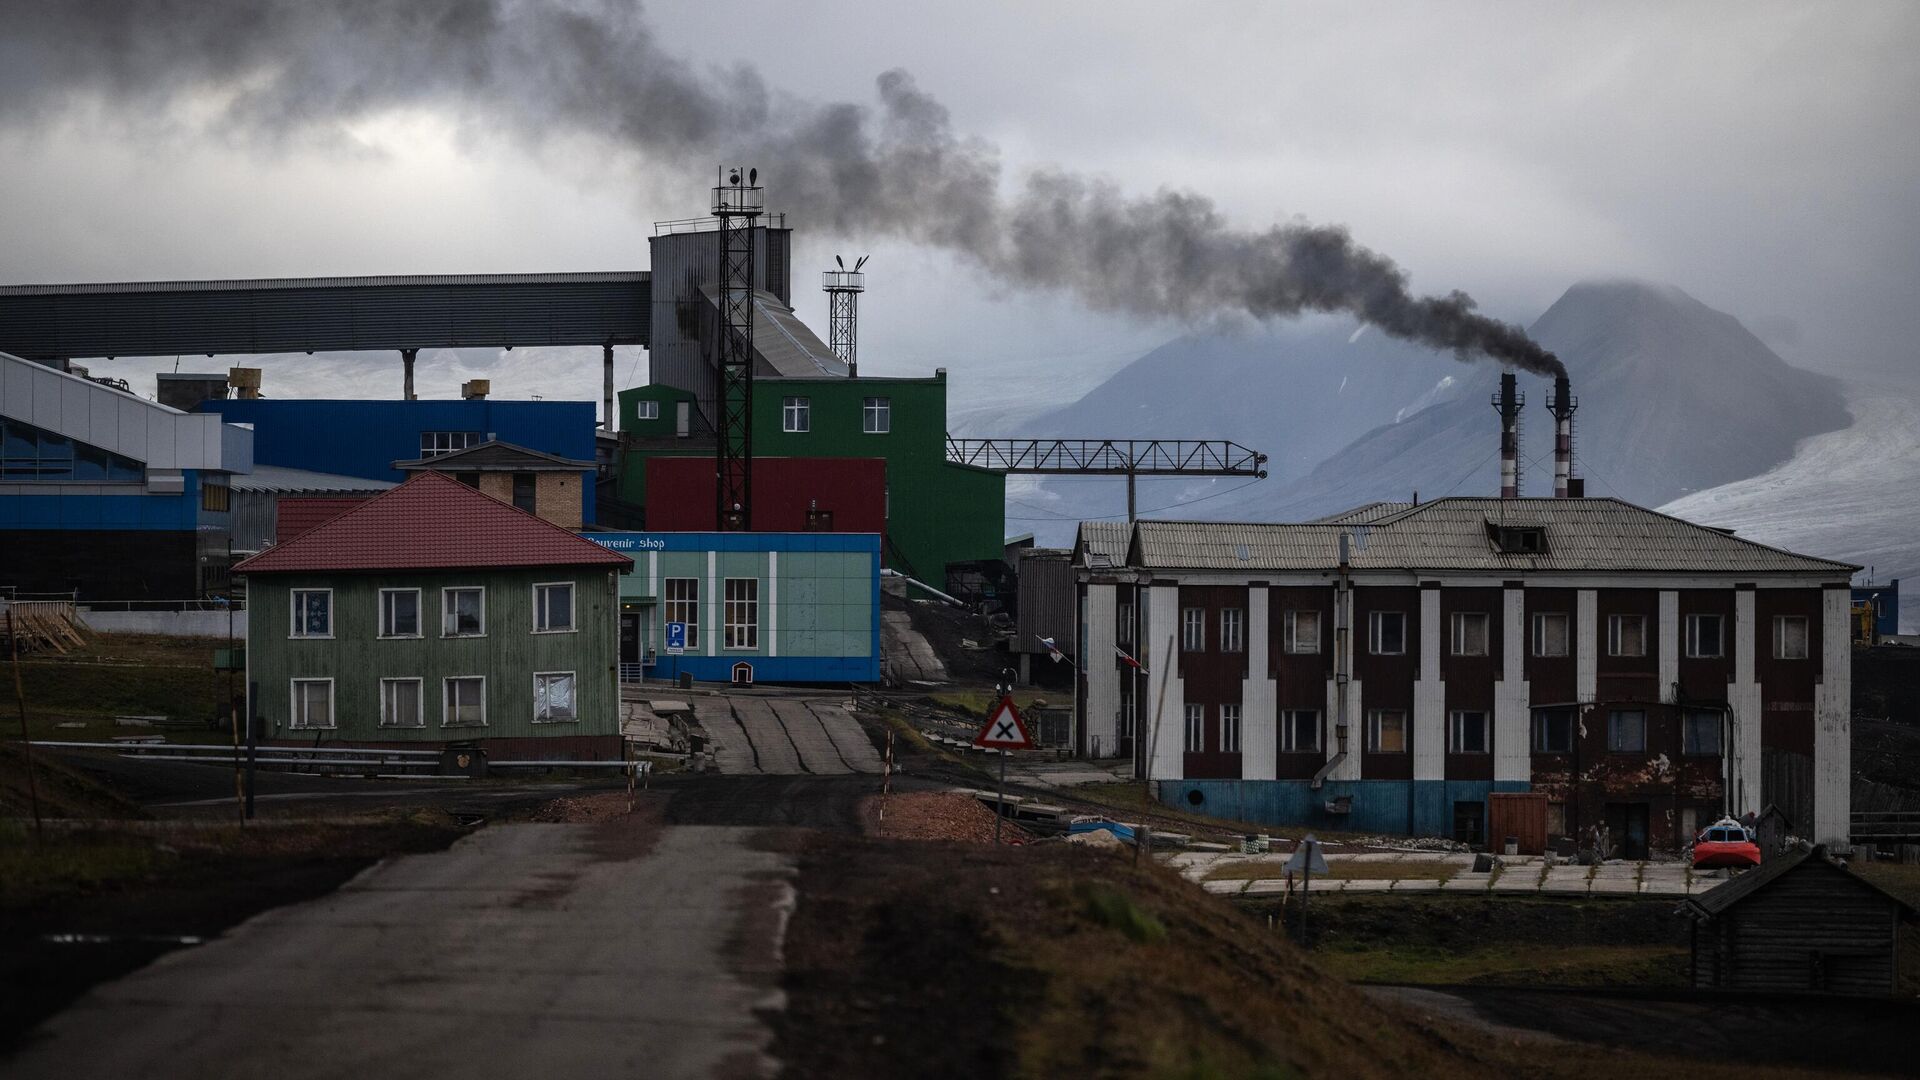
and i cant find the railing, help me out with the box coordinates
[653,212,787,236]
[77,599,245,612]
[1851,811,1920,844]
[945,438,1268,476]
[33,740,441,774]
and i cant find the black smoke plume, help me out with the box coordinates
[0,0,1564,376]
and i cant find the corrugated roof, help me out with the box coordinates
[1130,497,1858,575]
[233,470,633,575]
[276,496,372,543]
[0,272,648,296]
[695,286,848,378]
[229,465,395,495]
[1311,501,1415,525]
[392,440,594,472]
[1077,521,1132,568]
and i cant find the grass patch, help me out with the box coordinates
[928,687,998,716]
[1855,862,1920,906]
[1203,861,1455,883]
[0,823,170,907]
[1314,942,1689,987]
[4,633,233,742]
[1076,880,1167,943]
[1070,781,1382,843]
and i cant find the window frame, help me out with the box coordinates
[379,677,425,729]
[1448,710,1490,754]
[289,677,336,730]
[1180,606,1206,652]
[1369,610,1407,656]
[634,400,660,421]
[1219,608,1245,654]
[1532,707,1574,754]
[532,581,577,634]
[511,472,538,514]
[441,586,487,638]
[1685,613,1724,659]
[1449,611,1491,657]
[379,588,422,640]
[1282,709,1322,753]
[1530,611,1570,658]
[1117,601,1134,647]
[1682,709,1723,756]
[1219,703,1242,753]
[664,577,700,649]
[200,481,230,512]
[862,396,891,434]
[1184,704,1204,753]
[289,588,333,640]
[1773,615,1809,660]
[1283,608,1322,654]
[442,675,488,728]
[1607,709,1647,753]
[419,430,481,458]
[1607,613,1647,657]
[781,396,811,433]
[723,577,760,651]
[1367,708,1409,754]
[533,671,578,724]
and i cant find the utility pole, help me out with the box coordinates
[713,167,763,531]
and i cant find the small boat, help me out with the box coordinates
[1692,817,1762,870]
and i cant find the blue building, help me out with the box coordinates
[200,398,599,524]
[588,531,881,685]
[1852,578,1900,640]
[1,351,253,599]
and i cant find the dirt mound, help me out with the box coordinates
[862,791,1028,844]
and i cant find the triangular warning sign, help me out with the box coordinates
[974,695,1034,750]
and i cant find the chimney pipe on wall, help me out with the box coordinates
[1492,371,1522,499]
[1548,373,1578,498]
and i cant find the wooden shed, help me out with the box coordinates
[1682,845,1916,995]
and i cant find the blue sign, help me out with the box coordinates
[665,621,688,654]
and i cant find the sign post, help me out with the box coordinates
[665,620,686,685]
[1284,834,1329,945]
[974,694,1034,843]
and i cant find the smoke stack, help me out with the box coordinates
[1548,373,1578,498]
[1492,371,1523,499]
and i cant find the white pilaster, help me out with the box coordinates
[1413,589,1445,781]
[1658,590,1679,704]
[705,551,718,656]
[1728,589,1762,817]
[1144,584,1185,781]
[767,551,778,658]
[1083,583,1119,759]
[1242,586,1277,779]
[1494,587,1531,782]
[1575,589,1598,705]
[1814,588,1852,845]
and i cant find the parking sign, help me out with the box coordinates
[665,621,687,655]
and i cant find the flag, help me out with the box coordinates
[1115,646,1147,675]
[1037,635,1070,664]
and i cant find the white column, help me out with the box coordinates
[767,551,778,657]
[1658,590,1680,704]
[1084,583,1119,759]
[1413,588,1445,781]
[1494,587,1530,782]
[1728,589,1762,818]
[1242,585,1277,780]
[1144,583,1185,780]
[1575,589,1598,705]
[705,551,718,656]
[1814,587,1852,845]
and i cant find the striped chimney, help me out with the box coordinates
[1493,371,1521,499]
[1548,373,1578,498]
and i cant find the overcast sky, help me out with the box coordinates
[1,1,1915,408]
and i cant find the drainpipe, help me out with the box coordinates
[1312,532,1352,789]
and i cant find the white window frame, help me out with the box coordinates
[1282,709,1321,752]
[1369,610,1407,655]
[664,577,699,649]
[442,586,486,638]
[862,396,891,434]
[782,396,811,433]
[1682,709,1723,756]
[379,677,425,729]
[1181,607,1205,652]
[379,588,422,639]
[533,671,577,724]
[1607,613,1647,657]
[1531,612,1570,658]
[1448,710,1490,754]
[1685,613,1724,659]
[442,675,488,728]
[289,588,333,639]
[1219,704,1242,753]
[1532,708,1574,754]
[634,400,660,420]
[1184,704,1204,753]
[1367,708,1408,753]
[419,430,481,458]
[1219,608,1245,654]
[1450,611,1490,657]
[1117,601,1134,647]
[289,678,336,730]
[532,581,576,634]
[1607,709,1647,753]
[723,577,759,651]
[1283,608,1322,654]
[1773,615,1809,660]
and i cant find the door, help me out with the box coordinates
[1452,801,1486,847]
[1605,802,1651,859]
[620,613,641,665]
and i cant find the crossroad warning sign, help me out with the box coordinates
[974,695,1034,750]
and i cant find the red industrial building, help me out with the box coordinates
[643,456,886,537]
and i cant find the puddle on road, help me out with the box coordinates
[42,932,207,946]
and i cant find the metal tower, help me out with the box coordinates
[713,167,764,530]
[823,256,866,376]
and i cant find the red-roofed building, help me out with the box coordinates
[237,472,633,760]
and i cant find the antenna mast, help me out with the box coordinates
[713,166,764,530]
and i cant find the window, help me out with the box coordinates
[379,678,423,728]
[1607,709,1647,753]
[290,589,332,638]
[862,396,890,434]
[1181,607,1205,652]
[1495,526,1547,554]
[1282,709,1321,752]
[665,578,699,647]
[512,472,537,514]
[442,587,485,637]
[290,679,334,729]
[534,672,576,723]
[1448,710,1489,754]
[1683,709,1722,755]
[1283,609,1322,654]
[1220,704,1241,753]
[379,589,421,638]
[1,418,144,483]
[1368,709,1408,753]
[419,430,481,458]
[634,400,659,420]
[724,578,759,650]
[1607,613,1647,657]
[1774,615,1809,659]
[1369,610,1406,655]
[1219,608,1245,653]
[456,472,480,489]
[1533,708,1574,753]
[1118,683,1135,739]
[1450,611,1490,656]
[443,676,487,727]
[782,396,811,432]
[1184,704,1204,753]
[533,582,575,633]
[1685,613,1724,658]
[1531,612,1569,657]
[1117,602,1134,647]
[201,481,229,512]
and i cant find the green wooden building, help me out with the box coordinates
[235,471,633,760]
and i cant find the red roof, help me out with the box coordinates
[234,471,633,575]
[275,496,371,544]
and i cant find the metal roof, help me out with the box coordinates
[1310,501,1415,525]
[228,465,395,495]
[1076,521,1133,568]
[1129,497,1858,576]
[695,286,847,378]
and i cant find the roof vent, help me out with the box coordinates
[1488,522,1548,555]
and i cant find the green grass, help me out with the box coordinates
[1204,862,1455,883]
[1,633,230,744]
[0,822,170,907]
[1077,880,1167,943]
[1313,941,1688,987]
[1855,862,1920,906]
